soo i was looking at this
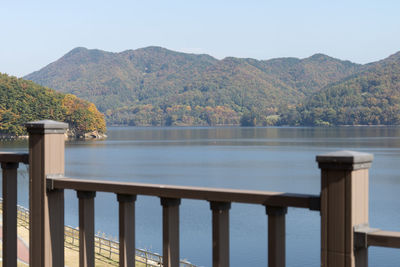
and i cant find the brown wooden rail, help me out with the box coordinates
[45,176,320,267]
[46,176,320,209]
[0,152,29,267]
[354,227,400,249]
[0,198,196,266]
[367,231,400,248]
[0,152,29,164]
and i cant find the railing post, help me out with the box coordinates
[2,162,19,267]
[117,194,137,267]
[210,201,231,267]
[266,206,287,267]
[317,151,373,267]
[26,120,68,267]
[161,197,181,267]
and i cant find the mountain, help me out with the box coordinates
[24,47,361,126]
[0,73,106,136]
[279,52,400,126]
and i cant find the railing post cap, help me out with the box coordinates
[316,150,373,170]
[25,120,68,134]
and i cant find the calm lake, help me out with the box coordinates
[1,126,400,266]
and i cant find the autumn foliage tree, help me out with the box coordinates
[62,94,106,134]
[0,73,106,136]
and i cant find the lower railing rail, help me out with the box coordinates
[354,226,400,249]
[366,231,400,248]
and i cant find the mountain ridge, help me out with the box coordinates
[279,51,400,126]
[24,46,398,126]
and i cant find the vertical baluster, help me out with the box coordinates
[2,162,18,267]
[47,187,65,266]
[77,191,96,267]
[210,201,231,267]
[160,197,181,267]
[265,206,287,267]
[26,120,67,267]
[117,194,136,267]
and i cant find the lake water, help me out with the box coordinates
[1,126,400,266]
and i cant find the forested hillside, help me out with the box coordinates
[0,73,106,136]
[279,52,400,126]
[25,47,361,126]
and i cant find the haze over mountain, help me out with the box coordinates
[24,46,399,126]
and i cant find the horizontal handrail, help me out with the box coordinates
[47,176,320,210]
[368,231,400,248]
[355,227,400,249]
[0,152,29,164]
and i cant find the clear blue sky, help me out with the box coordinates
[1,0,400,77]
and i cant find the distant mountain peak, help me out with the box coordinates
[71,46,88,51]
[65,47,89,55]
[307,53,333,61]
[142,46,168,51]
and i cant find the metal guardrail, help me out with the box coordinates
[0,199,197,267]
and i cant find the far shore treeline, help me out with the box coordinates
[24,47,400,127]
[0,73,106,137]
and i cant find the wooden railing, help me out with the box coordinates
[0,198,196,266]
[0,120,400,267]
[0,152,29,267]
[45,176,319,267]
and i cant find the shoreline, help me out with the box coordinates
[0,132,108,140]
[2,124,399,140]
[106,124,400,128]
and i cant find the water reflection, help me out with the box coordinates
[63,126,400,150]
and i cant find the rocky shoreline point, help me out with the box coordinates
[66,129,107,139]
[1,130,107,140]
